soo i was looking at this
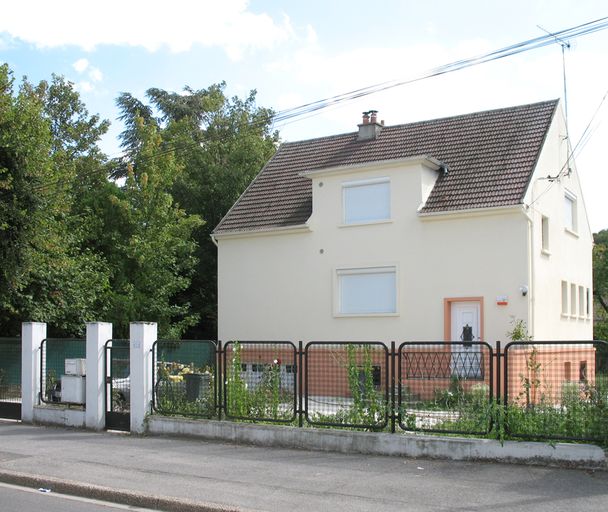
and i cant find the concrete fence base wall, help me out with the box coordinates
[146,415,607,469]
[33,405,86,428]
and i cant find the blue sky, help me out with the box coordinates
[1,0,607,231]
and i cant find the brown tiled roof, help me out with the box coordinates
[214,100,558,234]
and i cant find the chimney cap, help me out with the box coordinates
[358,109,383,140]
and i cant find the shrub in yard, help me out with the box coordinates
[225,342,293,421]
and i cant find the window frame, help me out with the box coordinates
[541,215,550,254]
[341,177,391,226]
[570,283,577,317]
[564,190,578,234]
[578,285,585,319]
[561,280,569,316]
[334,265,399,317]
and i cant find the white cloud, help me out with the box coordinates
[0,0,295,60]
[75,81,93,93]
[88,67,103,82]
[73,58,89,73]
[275,92,304,111]
[306,24,318,45]
[72,57,103,93]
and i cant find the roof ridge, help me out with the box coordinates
[386,98,559,130]
[280,99,559,146]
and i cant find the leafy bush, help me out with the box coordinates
[225,342,293,421]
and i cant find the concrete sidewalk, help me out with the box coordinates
[0,421,607,512]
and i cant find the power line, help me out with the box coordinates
[526,85,608,209]
[7,15,608,203]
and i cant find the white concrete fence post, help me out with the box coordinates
[129,322,157,434]
[85,322,112,430]
[21,322,47,423]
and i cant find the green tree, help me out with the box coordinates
[593,230,608,341]
[116,83,278,337]
[105,118,203,338]
[0,65,111,336]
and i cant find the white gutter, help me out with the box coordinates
[418,204,523,220]
[212,223,311,240]
[299,155,444,179]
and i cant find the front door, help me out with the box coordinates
[450,302,481,378]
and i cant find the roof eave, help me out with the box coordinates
[299,155,445,179]
[213,223,312,240]
[418,204,526,220]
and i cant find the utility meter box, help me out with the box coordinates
[65,358,86,376]
[61,375,86,404]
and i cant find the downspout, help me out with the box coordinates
[210,234,218,247]
[527,213,535,337]
[525,186,536,338]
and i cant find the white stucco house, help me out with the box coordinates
[212,100,593,346]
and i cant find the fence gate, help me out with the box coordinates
[105,340,130,431]
[0,338,21,420]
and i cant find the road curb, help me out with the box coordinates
[0,469,251,512]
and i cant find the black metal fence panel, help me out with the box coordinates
[105,339,130,431]
[0,338,21,419]
[152,339,217,418]
[223,341,297,423]
[140,337,607,445]
[305,342,389,429]
[40,338,86,405]
[504,340,608,443]
[398,342,493,435]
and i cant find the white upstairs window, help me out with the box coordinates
[343,178,390,224]
[541,215,550,252]
[337,266,397,315]
[564,191,577,233]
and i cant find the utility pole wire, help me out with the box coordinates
[12,15,608,201]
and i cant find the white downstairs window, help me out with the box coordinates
[342,177,390,224]
[561,281,568,316]
[337,266,397,315]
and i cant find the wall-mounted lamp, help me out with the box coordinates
[520,285,529,297]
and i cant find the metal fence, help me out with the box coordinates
[398,342,493,435]
[39,338,86,405]
[152,339,217,418]
[0,338,21,400]
[105,339,130,422]
[305,342,389,430]
[504,340,608,442]
[146,339,607,444]
[0,337,21,419]
[223,341,297,423]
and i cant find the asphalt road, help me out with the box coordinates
[0,482,158,511]
[0,422,607,512]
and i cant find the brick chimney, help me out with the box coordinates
[358,110,382,141]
